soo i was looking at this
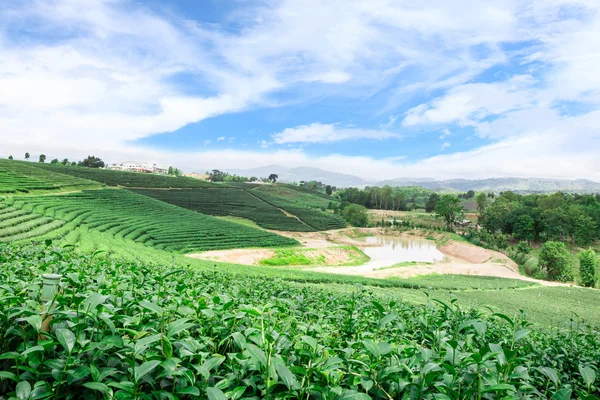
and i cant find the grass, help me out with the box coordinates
[398,274,537,290]
[259,245,369,266]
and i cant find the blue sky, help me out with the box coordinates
[1,0,600,180]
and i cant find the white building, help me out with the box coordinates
[108,161,168,175]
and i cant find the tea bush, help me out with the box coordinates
[3,189,297,252]
[0,243,598,399]
[129,189,316,232]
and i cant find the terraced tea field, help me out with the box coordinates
[253,184,334,209]
[3,189,297,251]
[129,188,317,232]
[34,163,215,188]
[0,203,65,242]
[251,189,347,230]
[0,159,99,193]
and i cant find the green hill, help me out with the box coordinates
[34,163,216,188]
[129,188,317,232]
[3,189,297,251]
[0,159,100,193]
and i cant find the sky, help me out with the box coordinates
[1,0,600,181]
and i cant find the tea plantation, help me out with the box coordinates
[0,160,99,194]
[2,189,297,252]
[0,243,598,399]
[250,190,347,231]
[34,163,215,188]
[129,188,317,232]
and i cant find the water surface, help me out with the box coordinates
[355,235,446,269]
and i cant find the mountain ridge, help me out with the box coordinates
[224,165,600,193]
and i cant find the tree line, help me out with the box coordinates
[336,186,432,211]
[476,191,600,246]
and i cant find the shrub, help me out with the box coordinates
[342,204,369,227]
[523,257,547,280]
[539,241,574,282]
[579,249,598,287]
[516,241,530,255]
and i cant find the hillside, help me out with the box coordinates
[2,189,297,251]
[35,162,216,188]
[0,159,100,193]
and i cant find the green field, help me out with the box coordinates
[0,242,598,399]
[0,159,100,193]
[34,163,216,188]
[2,189,297,252]
[0,203,65,242]
[1,168,599,398]
[253,184,334,209]
[251,189,346,230]
[129,188,317,232]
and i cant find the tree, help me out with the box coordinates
[342,204,368,227]
[8,155,13,160]
[574,215,597,247]
[465,190,475,199]
[513,214,535,242]
[268,174,278,184]
[71,161,77,166]
[39,154,46,163]
[80,155,105,168]
[425,193,440,213]
[435,194,464,231]
[539,241,574,282]
[50,158,59,164]
[579,249,597,287]
[476,192,488,214]
[326,185,333,196]
[207,170,227,182]
[168,166,174,175]
[61,158,69,165]
[25,152,30,160]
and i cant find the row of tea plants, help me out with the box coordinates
[0,242,598,399]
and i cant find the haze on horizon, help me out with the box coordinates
[1,0,600,181]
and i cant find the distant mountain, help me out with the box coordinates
[381,178,600,193]
[225,165,368,187]
[225,165,600,193]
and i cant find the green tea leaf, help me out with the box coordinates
[24,315,42,331]
[275,363,297,390]
[16,381,31,400]
[56,328,76,354]
[139,300,163,314]
[207,387,227,400]
[551,388,572,400]
[83,382,110,394]
[245,343,267,367]
[134,360,161,382]
[579,365,596,387]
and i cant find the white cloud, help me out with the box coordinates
[272,123,400,144]
[259,140,269,148]
[439,129,451,140]
[203,140,211,146]
[440,142,451,151]
[1,0,600,182]
[217,136,225,141]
